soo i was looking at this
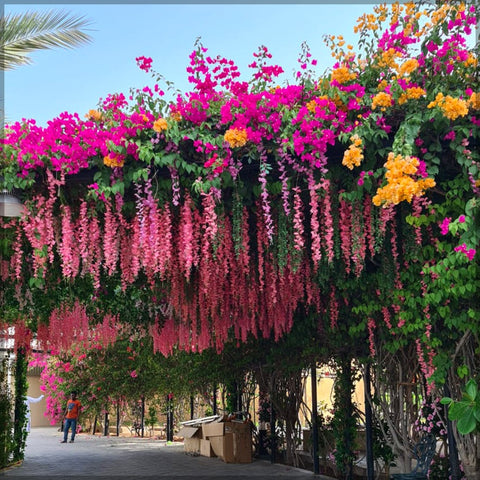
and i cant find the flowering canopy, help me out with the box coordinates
[0,3,479,385]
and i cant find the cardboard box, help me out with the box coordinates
[209,433,234,462]
[202,421,224,438]
[178,426,202,454]
[204,422,252,463]
[226,422,252,463]
[178,426,201,439]
[200,439,215,457]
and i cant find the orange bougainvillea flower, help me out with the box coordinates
[377,47,402,70]
[330,66,357,85]
[342,134,364,170]
[398,58,419,76]
[373,153,436,206]
[371,92,393,111]
[398,86,426,105]
[85,109,103,122]
[428,93,469,121]
[224,128,248,148]
[103,152,125,168]
[468,92,480,110]
[306,100,317,113]
[153,118,168,133]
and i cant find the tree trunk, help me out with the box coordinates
[463,464,480,480]
[455,432,480,480]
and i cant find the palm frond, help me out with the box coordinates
[0,10,93,70]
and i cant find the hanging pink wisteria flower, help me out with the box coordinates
[308,178,322,266]
[292,187,304,251]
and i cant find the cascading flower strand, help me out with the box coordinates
[308,177,322,266]
[319,179,335,263]
[292,187,304,252]
[59,205,77,278]
[258,148,274,243]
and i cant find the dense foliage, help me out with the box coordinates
[0,356,14,468]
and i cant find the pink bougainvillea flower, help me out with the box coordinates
[466,249,476,260]
[440,217,451,235]
[136,56,152,72]
[458,215,466,223]
[444,130,456,141]
[454,243,476,260]
[130,370,138,378]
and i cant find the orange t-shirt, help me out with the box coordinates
[65,399,81,419]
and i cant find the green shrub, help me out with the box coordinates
[0,357,14,468]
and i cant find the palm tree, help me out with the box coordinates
[0,10,92,71]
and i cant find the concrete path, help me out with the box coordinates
[0,427,336,480]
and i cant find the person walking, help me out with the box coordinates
[61,391,81,443]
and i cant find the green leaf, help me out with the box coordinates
[132,168,148,183]
[138,145,154,163]
[28,275,44,289]
[457,410,477,435]
[154,153,177,168]
[448,401,469,421]
[465,379,478,401]
[458,365,469,378]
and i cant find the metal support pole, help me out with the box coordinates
[213,385,217,415]
[258,428,268,456]
[103,410,109,436]
[116,402,120,436]
[166,395,171,440]
[270,399,276,464]
[311,363,320,475]
[169,395,174,441]
[141,396,145,438]
[166,394,174,442]
[364,364,374,480]
[190,395,194,420]
[235,380,242,412]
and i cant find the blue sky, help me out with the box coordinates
[5,3,370,126]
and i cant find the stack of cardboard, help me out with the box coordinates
[178,417,252,463]
[203,420,252,463]
[178,415,220,455]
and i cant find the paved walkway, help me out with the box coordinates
[0,427,336,480]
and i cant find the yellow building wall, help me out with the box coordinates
[27,374,51,427]
[301,369,365,427]
[250,368,365,428]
